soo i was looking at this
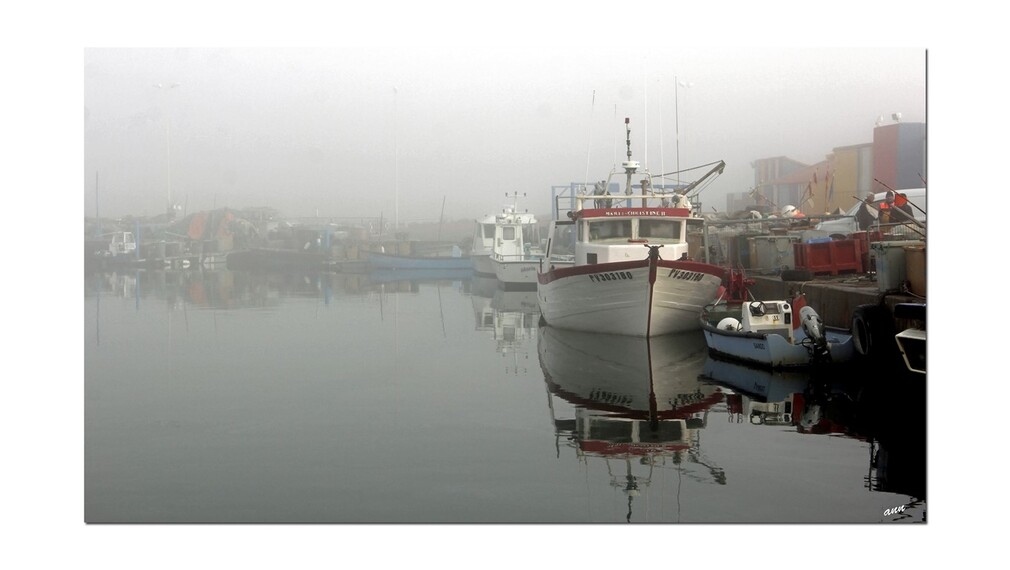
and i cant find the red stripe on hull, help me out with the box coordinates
[538,258,724,285]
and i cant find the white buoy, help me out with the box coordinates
[718,317,742,331]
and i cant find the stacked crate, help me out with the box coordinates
[793,239,864,275]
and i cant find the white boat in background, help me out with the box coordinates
[470,213,497,278]
[491,195,546,290]
[537,117,727,337]
[699,295,855,369]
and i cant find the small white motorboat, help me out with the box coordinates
[699,295,855,369]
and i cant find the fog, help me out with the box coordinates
[83,47,925,223]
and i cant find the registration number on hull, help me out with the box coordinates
[667,269,705,282]
[588,271,634,283]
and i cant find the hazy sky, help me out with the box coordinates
[83,46,925,223]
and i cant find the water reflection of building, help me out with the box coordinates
[539,327,725,522]
[699,356,926,517]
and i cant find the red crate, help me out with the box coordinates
[793,240,864,275]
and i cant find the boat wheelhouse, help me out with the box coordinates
[491,202,544,290]
[470,213,497,278]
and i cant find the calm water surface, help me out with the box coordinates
[84,270,925,523]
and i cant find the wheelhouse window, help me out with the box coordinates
[587,220,632,242]
[502,226,516,240]
[548,222,575,259]
[483,224,496,239]
[639,219,682,243]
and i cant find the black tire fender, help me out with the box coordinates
[781,268,814,282]
[851,303,894,358]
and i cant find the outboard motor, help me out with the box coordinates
[799,305,830,361]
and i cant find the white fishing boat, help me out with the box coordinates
[699,295,856,369]
[470,213,497,278]
[537,117,727,337]
[491,196,545,290]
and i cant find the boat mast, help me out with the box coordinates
[621,118,641,206]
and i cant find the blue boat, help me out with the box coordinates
[367,250,473,270]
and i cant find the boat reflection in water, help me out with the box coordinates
[700,356,811,426]
[699,356,926,518]
[473,288,540,374]
[539,326,725,522]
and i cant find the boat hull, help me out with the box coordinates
[471,252,495,278]
[700,314,855,369]
[537,258,724,337]
[493,258,540,290]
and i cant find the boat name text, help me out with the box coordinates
[602,209,666,217]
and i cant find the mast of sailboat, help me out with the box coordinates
[675,77,680,188]
[438,195,446,242]
[584,90,595,195]
[95,171,101,238]
[394,86,399,233]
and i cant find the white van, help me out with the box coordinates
[815,188,925,237]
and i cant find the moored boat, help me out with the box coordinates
[699,294,855,369]
[491,195,545,291]
[537,117,727,337]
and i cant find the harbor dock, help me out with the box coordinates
[746,274,922,332]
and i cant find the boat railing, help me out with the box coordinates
[552,191,699,220]
[869,220,926,241]
[571,193,692,210]
[493,251,545,262]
